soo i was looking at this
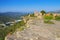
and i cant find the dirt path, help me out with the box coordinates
[5,19,60,40]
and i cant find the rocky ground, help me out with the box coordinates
[5,18,60,40]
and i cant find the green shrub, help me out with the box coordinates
[0,37,3,40]
[19,27,25,31]
[55,16,60,21]
[0,20,26,40]
[44,15,54,24]
[19,20,25,26]
[30,14,36,17]
[44,15,53,21]
[44,20,54,24]
[30,14,34,17]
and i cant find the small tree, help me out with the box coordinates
[50,13,53,16]
[40,10,46,15]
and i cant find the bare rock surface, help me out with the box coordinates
[5,19,60,40]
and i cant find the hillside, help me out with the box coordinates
[5,16,60,40]
[0,12,60,40]
[49,10,60,13]
[0,12,28,23]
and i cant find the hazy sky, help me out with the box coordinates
[0,0,60,12]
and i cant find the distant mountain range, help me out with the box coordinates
[0,10,60,23]
[0,12,28,23]
[49,10,60,13]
